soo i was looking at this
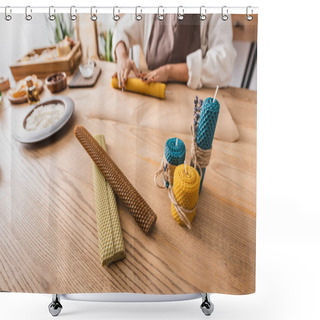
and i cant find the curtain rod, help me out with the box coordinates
[0,6,259,15]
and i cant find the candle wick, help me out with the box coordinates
[184,160,187,175]
[176,138,178,147]
[213,85,219,102]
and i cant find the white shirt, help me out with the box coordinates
[112,14,236,89]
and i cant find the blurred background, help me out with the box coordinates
[0,13,257,90]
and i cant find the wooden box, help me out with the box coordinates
[10,42,82,81]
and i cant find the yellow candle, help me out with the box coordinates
[111,77,166,99]
[171,164,200,226]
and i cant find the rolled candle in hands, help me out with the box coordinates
[74,125,157,235]
[111,77,166,99]
[171,164,200,227]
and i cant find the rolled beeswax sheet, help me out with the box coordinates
[171,164,201,227]
[111,77,166,99]
[164,138,186,187]
[90,71,239,142]
[165,138,186,166]
[196,98,220,151]
[75,125,157,235]
[92,135,125,266]
[195,97,220,192]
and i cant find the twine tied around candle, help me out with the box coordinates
[154,157,177,189]
[190,123,212,170]
[168,183,194,229]
[154,137,186,189]
[168,163,202,230]
[154,160,192,228]
[154,159,202,229]
[190,91,220,193]
[190,96,212,171]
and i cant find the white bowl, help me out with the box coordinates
[79,62,94,79]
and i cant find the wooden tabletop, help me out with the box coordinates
[0,62,256,295]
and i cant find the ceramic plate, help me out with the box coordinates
[14,95,74,144]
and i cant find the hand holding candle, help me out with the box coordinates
[111,77,166,99]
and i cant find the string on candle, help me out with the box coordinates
[168,185,194,229]
[190,94,220,192]
[154,138,186,189]
[168,164,201,229]
[156,163,198,229]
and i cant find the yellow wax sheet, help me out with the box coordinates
[92,135,125,266]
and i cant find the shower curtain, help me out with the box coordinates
[0,9,257,296]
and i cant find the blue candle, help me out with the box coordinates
[164,138,186,188]
[195,97,220,192]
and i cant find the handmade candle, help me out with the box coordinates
[74,125,157,235]
[154,138,186,189]
[164,138,186,187]
[191,93,220,192]
[111,77,166,99]
[170,164,200,228]
[92,135,125,266]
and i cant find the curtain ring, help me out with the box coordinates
[221,6,228,21]
[25,6,32,21]
[70,6,77,21]
[200,6,206,21]
[4,6,12,21]
[135,6,142,21]
[113,6,120,21]
[157,6,164,21]
[48,6,55,21]
[177,6,184,21]
[246,6,253,21]
[91,6,97,21]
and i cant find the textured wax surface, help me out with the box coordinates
[164,138,186,187]
[111,77,166,99]
[92,135,125,266]
[75,125,157,235]
[195,97,220,193]
[171,164,200,226]
[165,138,186,166]
[196,98,220,150]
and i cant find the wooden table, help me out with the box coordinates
[0,62,256,295]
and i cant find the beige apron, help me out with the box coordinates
[146,14,200,70]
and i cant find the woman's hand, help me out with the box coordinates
[112,58,139,90]
[140,63,189,84]
[140,65,170,83]
[112,41,139,90]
